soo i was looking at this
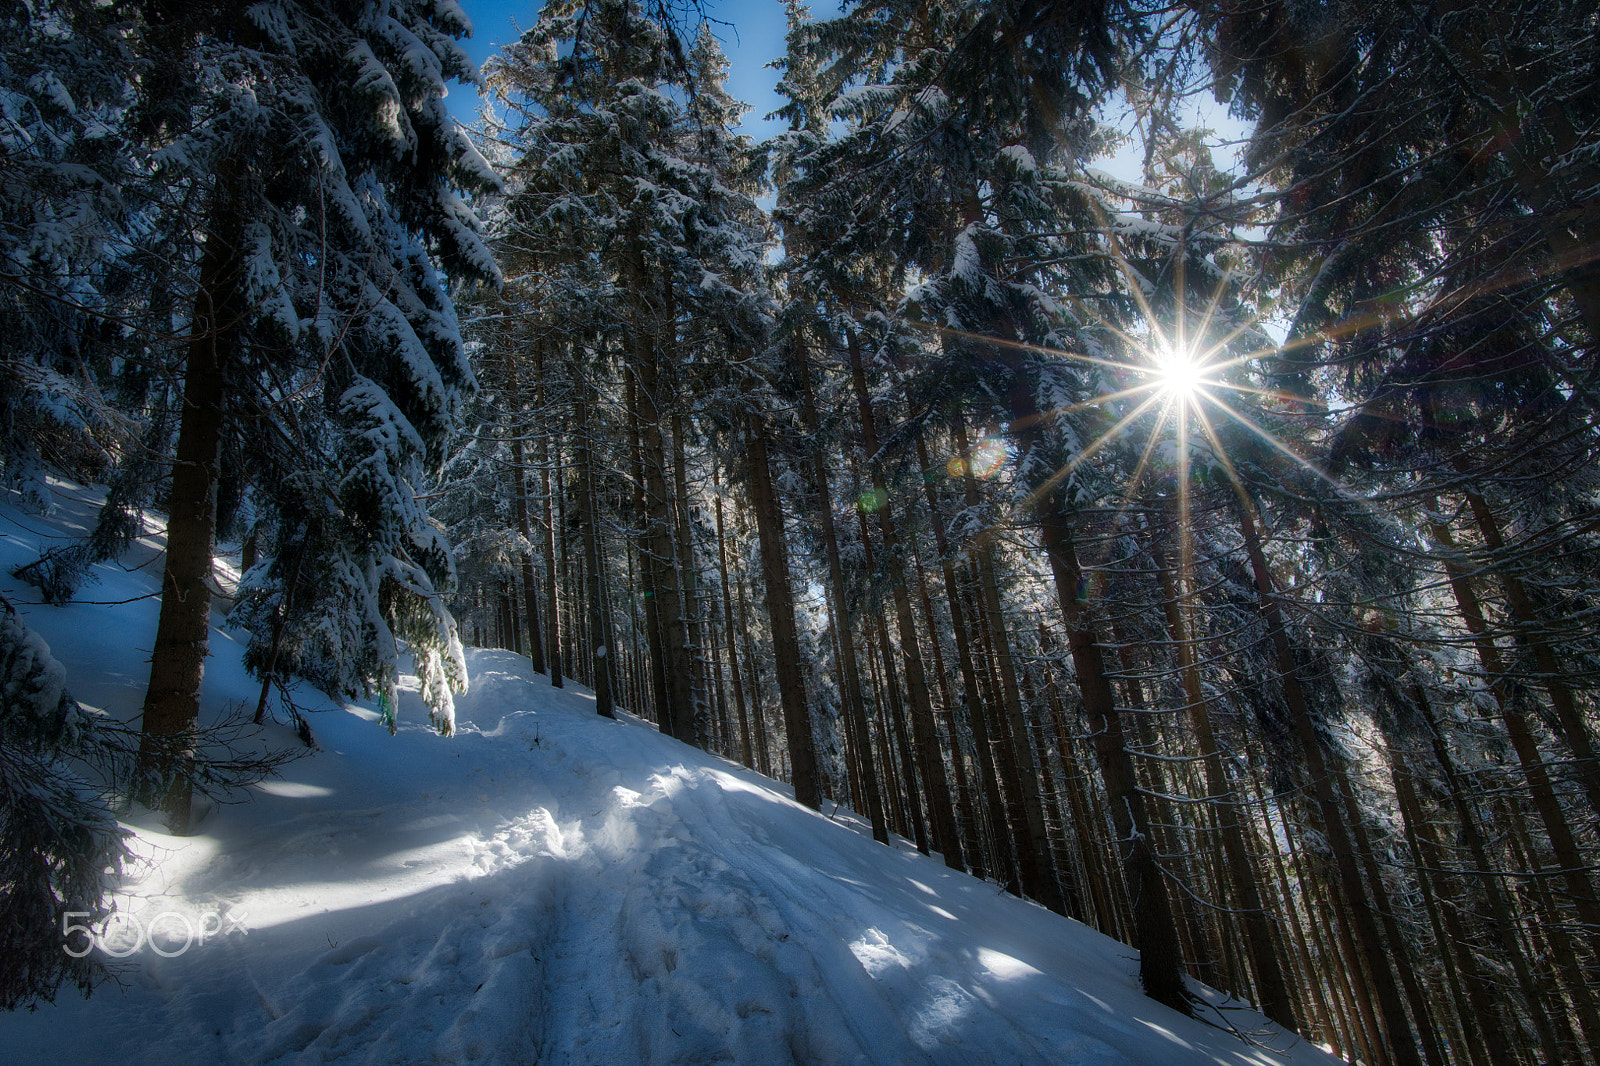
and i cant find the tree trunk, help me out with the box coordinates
[743,406,818,805]
[541,434,563,688]
[672,412,707,737]
[139,209,242,834]
[951,416,1064,913]
[916,426,999,876]
[1452,473,1600,821]
[1426,506,1600,1049]
[633,334,695,739]
[508,347,546,674]
[737,574,772,776]
[1035,501,1188,1012]
[627,373,668,728]
[1151,529,1299,1029]
[715,498,753,766]
[796,348,886,841]
[846,332,961,867]
[573,371,613,717]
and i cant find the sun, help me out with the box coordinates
[1151,342,1208,398]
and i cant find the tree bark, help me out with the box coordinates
[743,407,817,804]
[573,370,613,717]
[140,208,242,834]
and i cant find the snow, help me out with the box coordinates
[1,479,1344,1066]
[998,144,1036,175]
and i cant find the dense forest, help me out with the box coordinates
[1,0,1597,1063]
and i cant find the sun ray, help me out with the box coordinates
[1125,400,1175,497]
[1192,394,1346,495]
[1101,396,1180,537]
[924,322,1145,377]
[1020,389,1172,513]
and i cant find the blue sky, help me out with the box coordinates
[447,0,802,141]
[444,2,1252,185]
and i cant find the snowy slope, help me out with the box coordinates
[0,482,1346,1066]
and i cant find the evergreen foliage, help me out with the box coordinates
[0,595,129,1011]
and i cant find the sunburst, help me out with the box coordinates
[1151,340,1209,398]
[918,213,1347,578]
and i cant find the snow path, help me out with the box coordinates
[0,483,1342,1066]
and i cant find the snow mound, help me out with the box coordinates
[0,481,1342,1065]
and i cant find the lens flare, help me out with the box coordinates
[968,437,1007,479]
[858,487,889,513]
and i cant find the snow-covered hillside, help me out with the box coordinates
[0,482,1345,1065]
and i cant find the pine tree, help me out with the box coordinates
[135,0,498,829]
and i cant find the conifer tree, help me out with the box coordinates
[135,0,497,829]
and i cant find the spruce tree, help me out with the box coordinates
[135,0,498,829]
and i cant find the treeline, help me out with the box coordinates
[2,1,1598,1063]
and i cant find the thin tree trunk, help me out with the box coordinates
[715,498,753,766]
[863,627,907,838]
[573,371,613,717]
[954,564,1019,892]
[847,332,960,866]
[508,347,546,674]
[1249,754,1336,1054]
[1427,505,1600,1043]
[1453,473,1600,820]
[744,407,817,804]
[1333,761,1448,1066]
[253,528,310,725]
[541,428,563,690]
[797,345,887,842]
[1043,665,1101,925]
[874,618,927,852]
[1151,530,1299,1029]
[1406,677,1562,1063]
[628,373,668,729]
[672,413,707,736]
[1390,759,1518,1066]
[951,415,1064,913]
[737,574,772,776]
[916,425,998,873]
[634,346,694,737]
[1038,504,1187,1011]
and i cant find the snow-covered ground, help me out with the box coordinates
[0,481,1345,1065]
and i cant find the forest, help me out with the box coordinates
[1,0,1597,1064]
